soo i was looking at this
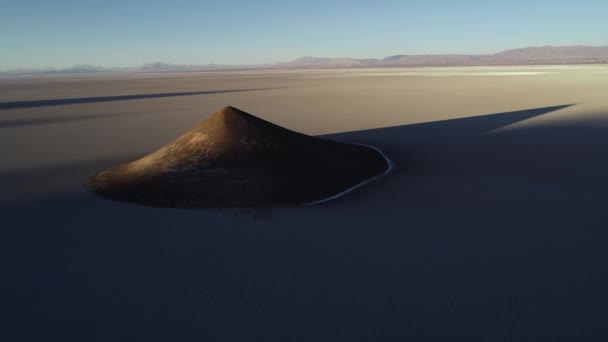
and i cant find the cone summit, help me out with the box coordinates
[87,106,391,207]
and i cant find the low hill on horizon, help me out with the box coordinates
[283,45,608,68]
[3,45,608,75]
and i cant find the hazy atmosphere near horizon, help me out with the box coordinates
[2,0,608,69]
[4,1,608,342]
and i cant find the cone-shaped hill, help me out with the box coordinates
[87,106,392,207]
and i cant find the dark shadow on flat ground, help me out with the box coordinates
[324,104,574,146]
[0,88,272,110]
[4,104,608,342]
[0,112,158,129]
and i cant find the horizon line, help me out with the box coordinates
[2,43,608,72]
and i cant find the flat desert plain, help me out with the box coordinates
[2,66,608,341]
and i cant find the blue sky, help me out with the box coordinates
[1,0,607,69]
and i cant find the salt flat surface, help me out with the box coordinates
[302,71,551,77]
[2,66,608,341]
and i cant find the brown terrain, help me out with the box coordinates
[88,106,389,207]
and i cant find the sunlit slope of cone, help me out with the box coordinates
[88,106,390,207]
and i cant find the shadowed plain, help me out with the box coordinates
[3,67,608,342]
[5,104,608,341]
[0,88,273,110]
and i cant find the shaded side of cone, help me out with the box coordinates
[87,106,390,207]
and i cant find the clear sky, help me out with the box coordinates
[2,0,607,70]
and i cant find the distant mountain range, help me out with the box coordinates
[2,45,608,75]
[280,45,608,68]
[0,62,245,75]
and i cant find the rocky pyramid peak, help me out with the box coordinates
[88,106,391,207]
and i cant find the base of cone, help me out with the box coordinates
[303,144,394,206]
[86,106,393,208]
